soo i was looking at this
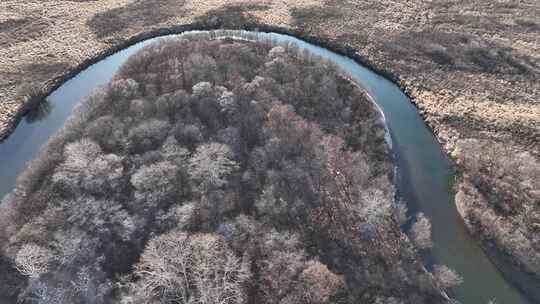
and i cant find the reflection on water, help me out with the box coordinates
[0,30,535,304]
[0,297,14,304]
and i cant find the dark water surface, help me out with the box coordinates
[0,30,534,304]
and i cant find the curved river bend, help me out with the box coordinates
[0,31,534,304]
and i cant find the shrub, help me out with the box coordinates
[17,82,43,104]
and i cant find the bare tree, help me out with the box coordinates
[108,78,140,100]
[81,153,124,194]
[131,161,178,193]
[51,138,103,193]
[257,250,306,304]
[254,229,307,304]
[395,199,409,226]
[188,143,238,191]
[410,212,433,250]
[61,196,135,241]
[186,54,218,84]
[158,202,197,231]
[15,244,55,278]
[255,184,287,222]
[131,231,250,304]
[432,264,463,289]
[128,119,170,152]
[53,138,103,189]
[299,260,343,304]
[190,234,250,304]
[160,136,189,164]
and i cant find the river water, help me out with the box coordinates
[0,30,534,304]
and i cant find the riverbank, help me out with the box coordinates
[455,176,540,301]
[1,0,539,299]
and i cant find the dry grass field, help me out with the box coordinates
[1,0,539,285]
[1,1,538,151]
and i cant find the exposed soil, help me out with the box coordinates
[1,0,539,297]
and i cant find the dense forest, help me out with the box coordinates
[0,36,455,303]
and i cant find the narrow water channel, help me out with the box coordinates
[0,30,534,304]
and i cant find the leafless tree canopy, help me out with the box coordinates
[432,264,464,289]
[411,212,433,250]
[0,36,449,303]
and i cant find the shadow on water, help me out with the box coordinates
[0,30,535,304]
[25,99,54,124]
